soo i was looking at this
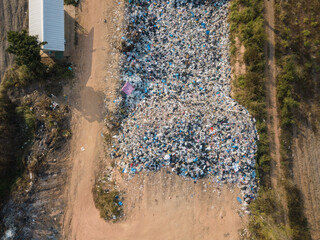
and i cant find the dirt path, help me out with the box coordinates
[62,1,246,239]
[61,0,122,238]
[264,0,281,188]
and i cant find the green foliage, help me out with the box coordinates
[276,58,300,130]
[16,105,37,133]
[47,62,74,80]
[232,0,317,236]
[93,181,123,221]
[274,0,320,238]
[64,0,78,6]
[230,0,268,182]
[0,61,73,205]
[229,0,298,239]
[248,189,289,240]
[6,30,46,76]
[16,65,34,85]
[302,29,311,37]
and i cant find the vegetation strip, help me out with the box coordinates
[0,31,72,208]
[275,0,320,238]
[229,0,287,238]
[230,0,317,239]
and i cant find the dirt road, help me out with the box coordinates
[264,0,281,188]
[61,0,123,238]
[62,1,246,239]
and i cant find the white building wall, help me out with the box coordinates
[42,0,64,51]
[29,0,43,42]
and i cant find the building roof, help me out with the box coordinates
[29,0,64,51]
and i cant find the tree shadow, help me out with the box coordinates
[67,25,105,123]
[77,27,93,88]
[75,85,105,123]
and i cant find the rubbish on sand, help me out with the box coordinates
[110,0,258,208]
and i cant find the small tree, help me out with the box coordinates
[6,30,47,75]
[64,0,79,6]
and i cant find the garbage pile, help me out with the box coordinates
[111,0,258,204]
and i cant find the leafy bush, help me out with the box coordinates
[247,189,288,240]
[6,30,46,76]
[230,0,268,181]
[93,181,123,221]
[64,0,78,6]
[0,30,73,207]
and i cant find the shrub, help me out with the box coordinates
[93,181,123,221]
[6,30,46,76]
[64,0,79,6]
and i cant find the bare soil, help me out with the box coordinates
[234,37,246,77]
[62,0,246,239]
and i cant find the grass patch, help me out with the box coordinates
[229,0,269,181]
[64,0,79,6]
[247,189,289,240]
[93,178,123,222]
[231,0,316,238]
[274,0,320,238]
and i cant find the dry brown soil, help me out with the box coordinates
[233,37,246,77]
[62,0,246,239]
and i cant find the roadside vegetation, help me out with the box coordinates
[0,30,72,207]
[229,0,269,180]
[94,105,125,221]
[230,0,318,239]
[93,169,123,222]
[275,0,320,239]
[229,0,288,239]
[64,0,79,6]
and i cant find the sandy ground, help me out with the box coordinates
[62,0,246,239]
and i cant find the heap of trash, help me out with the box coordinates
[110,0,258,205]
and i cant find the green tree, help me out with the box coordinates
[6,30,46,74]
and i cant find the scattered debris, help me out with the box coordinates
[110,0,258,207]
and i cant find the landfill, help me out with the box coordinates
[111,0,258,205]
